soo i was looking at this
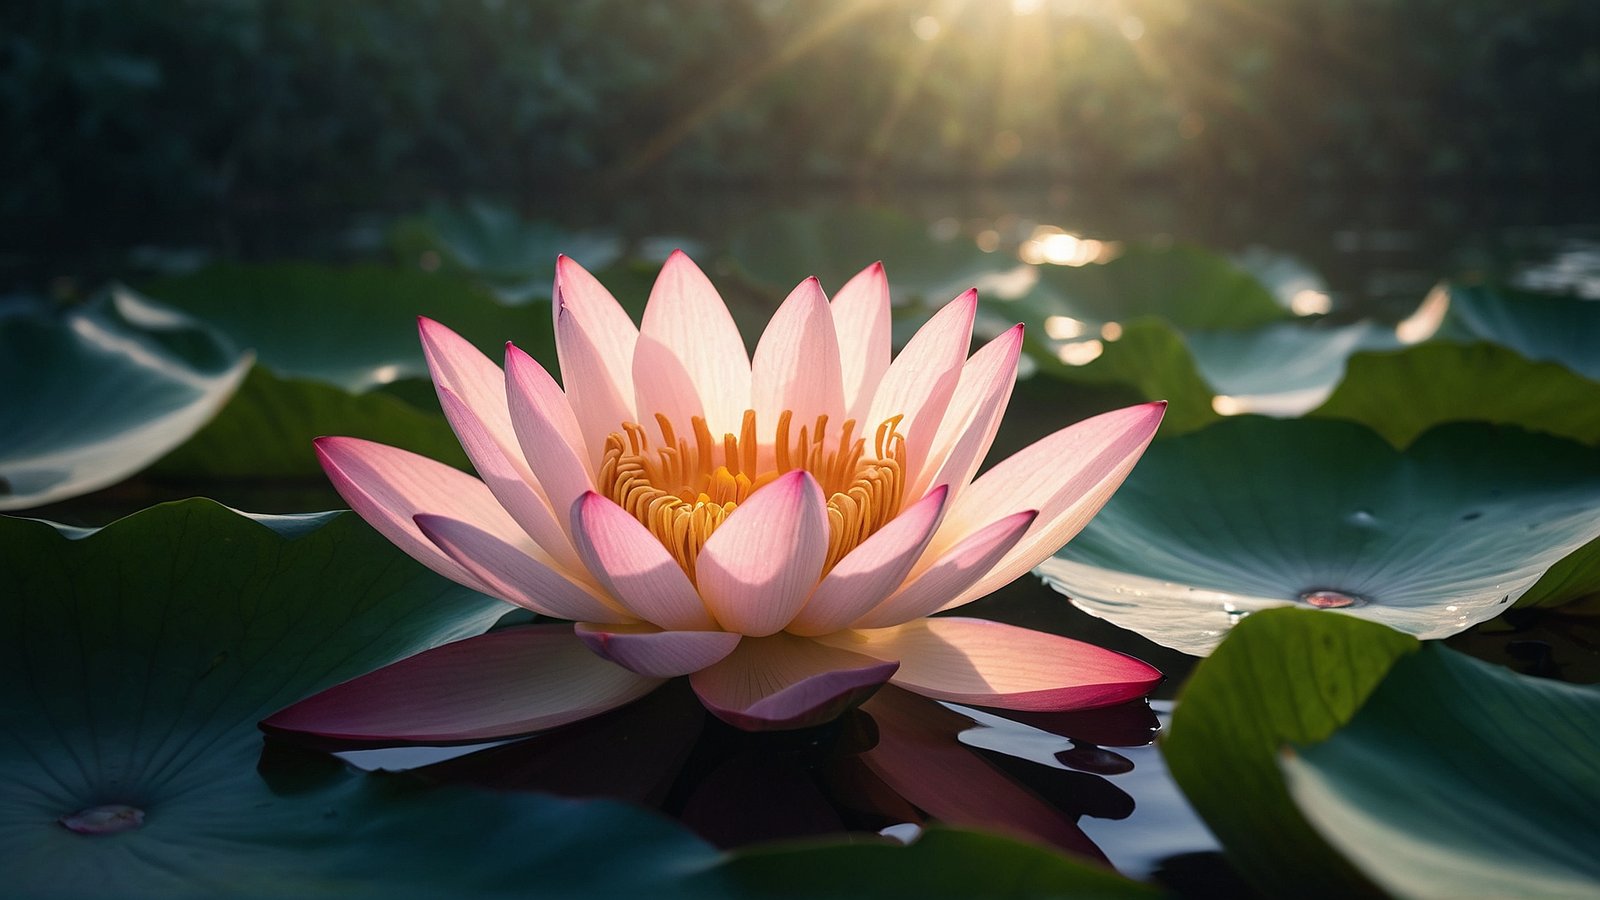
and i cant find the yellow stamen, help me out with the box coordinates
[598,410,907,582]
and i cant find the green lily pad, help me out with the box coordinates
[1037,418,1600,655]
[1313,342,1600,448]
[1517,533,1600,609]
[727,207,1000,304]
[1162,607,1417,897]
[394,201,622,305]
[0,500,729,897]
[1434,282,1600,381]
[140,263,555,392]
[1282,644,1600,898]
[1023,318,1220,437]
[722,827,1159,898]
[0,288,250,511]
[1027,242,1289,331]
[152,367,469,480]
[1185,320,1398,416]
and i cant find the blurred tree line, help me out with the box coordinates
[4,0,1597,238]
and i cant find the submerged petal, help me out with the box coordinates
[689,632,898,731]
[573,622,742,678]
[260,625,662,746]
[819,617,1161,711]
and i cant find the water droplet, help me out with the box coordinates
[1460,511,1482,521]
[1299,589,1366,609]
[60,804,144,835]
[1346,510,1379,528]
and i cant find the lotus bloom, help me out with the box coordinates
[263,252,1165,741]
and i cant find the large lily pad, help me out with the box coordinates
[1162,607,1417,898]
[393,201,623,305]
[0,500,725,897]
[1037,418,1600,655]
[1434,282,1600,381]
[140,263,556,392]
[153,366,469,480]
[728,207,999,304]
[0,288,250,510]
[1282,644,1600,898]
[1185,320,1397,417]
[1313,341,1600,448]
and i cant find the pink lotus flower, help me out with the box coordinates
[262,252,1165,741]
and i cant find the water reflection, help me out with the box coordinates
[274,683,1222,877]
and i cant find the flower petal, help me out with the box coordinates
[573,622,742,678]
[851,510,1036,629]
[314,436,524,591]
[831,261,892,424]
[695,470,830,637]
[931,401,1166,610]
[689,632,898,731]
[505,343,596,521]
[786,485,949,637]
[751,276,845,434]
[260,625,662,746]
[419,316,517,453]
[571,491,719,630]
[908,324,1024,500]
[632,250,751,441]
[435,386,589,578]
[819,618,1162,711]
[553,256,638,466]
[414,513,631,624]
[867,289,977,479]
[859,686,1109,860]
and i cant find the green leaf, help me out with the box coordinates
[1437,282,1600,381]
[1185,320,1397,416]
[396,201,622,305]
[1282,644,1600,899]
[1313,342,1600,448]
[140,263,556,393]
[1024,318,1220,436]
[1038,418,1600,654]
[1028,242,1289,330]
[721,827,1160,899]
[1162,607,1418,898]
[727,207,999,304]
[0,288,250,510]
[153,366,468,480]
[0,500,726,898]
[1517,533,1600,609]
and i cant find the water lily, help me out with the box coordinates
[262,252,1164,741]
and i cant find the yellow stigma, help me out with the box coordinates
[596,409,906,582]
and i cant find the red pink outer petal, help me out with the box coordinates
[817,617,1162,711]
[573,622,742,678]
[689,633,899,731]
[260,625,662,746]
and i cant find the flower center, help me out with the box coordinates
[597,409,906,582]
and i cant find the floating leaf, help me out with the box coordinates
[1162,608,1417,897]
[1024,319,1219,436]
[1186,320,1397,417]
[1433,282,1600,380]
[1313,342,1600,448]
[400,201,622,304]
[153,367,468,480]
[1282,644,1600,899]
[141,264,555,392]
[1038,418,1600,655]
[0,500,728,897]
[0,288,249,510]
